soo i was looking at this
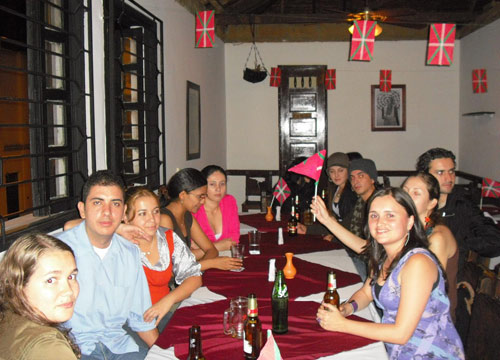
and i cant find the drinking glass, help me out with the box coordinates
[248,230,261,255]
[230,244,245,272]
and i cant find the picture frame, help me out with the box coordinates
[186,81,201,160]
[371,84,406,131]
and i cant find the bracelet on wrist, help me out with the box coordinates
[349,300,358,313]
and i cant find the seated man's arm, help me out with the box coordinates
[137,328,159,347]
[463,200,500,257]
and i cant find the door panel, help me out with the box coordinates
[279,65,327,176]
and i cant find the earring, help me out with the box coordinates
[404,231,410,246]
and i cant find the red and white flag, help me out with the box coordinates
[349,20,376,61]
[325,69,336,90]
[380,70,392,92]
[273,178,291,205]
[426,23,456,66]
[270,67,281,87]
[472,69,487,93]
[482,178,500,199]
[195,11,215,48]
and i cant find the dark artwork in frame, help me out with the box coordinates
[371,84,406,131]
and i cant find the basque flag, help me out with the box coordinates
[273,178,291,205]
[482,178,500,199]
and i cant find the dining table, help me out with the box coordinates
[146,213,388,360]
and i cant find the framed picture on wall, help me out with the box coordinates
[371,84,406,131]
[186,81,201,160]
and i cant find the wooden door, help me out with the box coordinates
[278,65,327,176]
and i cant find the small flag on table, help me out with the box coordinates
[325,69,336,90]
[482,178,500,199]
[349,20,376,62]
[288,150,326,184]
[195,11,214,48]
[273,178,291,205]
[426,23,456,66]
[257,329,283,360]
[270,67,281,87]
[472,69,487,93]
[380,70,392,92]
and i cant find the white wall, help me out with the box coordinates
[225,40,460,173]
[91,0,227,182]
[459,19,500,180]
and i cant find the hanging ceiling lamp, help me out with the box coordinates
[348,10,383,37]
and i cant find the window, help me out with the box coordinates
[0,0,94,250]
[105,0,165,189]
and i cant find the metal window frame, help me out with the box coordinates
[104,0,165,190]
[0,0,95,251]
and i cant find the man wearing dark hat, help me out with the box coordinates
[343,158,378,238]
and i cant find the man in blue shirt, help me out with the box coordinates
[58,171,158,359]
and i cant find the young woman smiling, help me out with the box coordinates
[402,172,459,321]
[193,165,240,251]
[124,187,202,331]
[315,188,464,359]
[0,233,80,359]
[161,168,242,271]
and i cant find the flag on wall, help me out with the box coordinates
[325,69,336,90]
[482,178,500,199]
[273,178,291,205]
[288,150,326,183]
[472,69,487,93]
[195,11,214,48]
[426,23,456,66]
[349,20,376,61]
[270,67,281,87]
[380,70,392,92]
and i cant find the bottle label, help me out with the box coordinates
[243,332,252,354]
[327,279,337,290]
[248,308,258,317]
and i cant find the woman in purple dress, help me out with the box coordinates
[315,187,464,359]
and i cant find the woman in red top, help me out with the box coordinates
[125,187,202,331]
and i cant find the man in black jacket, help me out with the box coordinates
[416,148,500,280]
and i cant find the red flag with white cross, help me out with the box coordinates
[270,67,281,87]
[195,11,215,48]
[349,20,376,61]
[325,69,336,90]
[472,69,487,93]
[273,178,291,206]
[482,178,500,199]
[426,23,456,66]
[380,70,392,92]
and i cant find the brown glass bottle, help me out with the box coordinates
[323,271,340,308]
[294,195,301,221]
[288,206,298,237]
[243,293,262,360]
[187,325,206,360]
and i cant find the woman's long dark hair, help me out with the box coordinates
[362,187,430,283]
[165,168,207,203]
[401,172,442,228]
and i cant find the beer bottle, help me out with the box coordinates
[288,206,298,237]
[323,271,340,308]
[243,293,262,360]
[187,325,206,360]
[294,195,301,221]
[271,270,289,334]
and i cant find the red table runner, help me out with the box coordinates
[240,213,289,232]
[156,300,375,360]
[154,217,375,359]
